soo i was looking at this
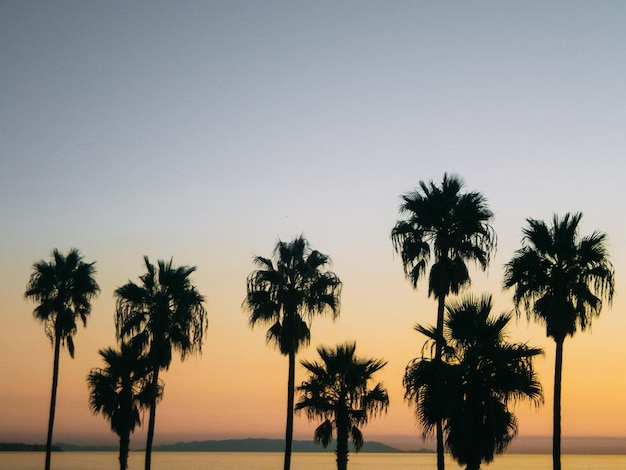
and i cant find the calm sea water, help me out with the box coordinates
[2,452,625,469]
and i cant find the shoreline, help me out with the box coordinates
[2,436,625,455]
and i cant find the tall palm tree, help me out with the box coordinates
[444,295,543,470]
[503,213,614,470]
[243,235,342,470]
[24,248,100,470]
[404,295,543,470]
[87,343,154,470]
[391,174,495,469]
[296,342,389,470]
[115,257,207,470]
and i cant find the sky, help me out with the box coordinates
[1,0,625,450]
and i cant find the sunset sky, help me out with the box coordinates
[1,1,625,450]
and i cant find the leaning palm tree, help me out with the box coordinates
[443,295,543,470]
[243,235,341,470]
[296,342,389,470]
[87,343,154,470]
[115,257,207,470]
[25,248,100,470]
[391,174,495,470]
[503,213,614,470]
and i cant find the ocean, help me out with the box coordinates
[1,452,626,470]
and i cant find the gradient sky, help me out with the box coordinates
[1,1,625,448]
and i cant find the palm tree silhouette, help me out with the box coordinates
[503,213,614,470]
[115,257,207,470]
[243,235,341,470]
[404,295,543,470]
[391,174,495,469]
[445,295,542,470]
[24,248,100,470]
[296,342,389,470]
[87,343,154,470]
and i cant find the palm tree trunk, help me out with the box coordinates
[144,368,159,470]
[45,334,61,470]
[553,339,563,470]
[119,432,130,470]
[335,413,349,470]
[283,348,295,470]
[435,294,446,470]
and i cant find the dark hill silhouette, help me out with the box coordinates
[0,443,62,452]
[153,438,400,453]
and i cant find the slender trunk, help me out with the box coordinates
[335,411,349,470]
[283,348,295,470]
[553,339,564,470]
[45,334,62,470]
[144,368,159,470]
[119,431,130,470]
[434,294,446,470]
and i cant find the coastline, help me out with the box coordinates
[2,436,624,455]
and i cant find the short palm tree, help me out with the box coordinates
[405,295,543,470]
[296,342,389,470]
[243,235,341,470]
[391,174,495,470]
[87,343,154,470]
[115,257,207,470]
[503,213,614,470]
[444,295,543,470]
[25,248,100,470]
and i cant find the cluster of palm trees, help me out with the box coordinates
[26,254,207,470]
[392,174,615,470]
[25,174,614,470]
[242,236,389,470]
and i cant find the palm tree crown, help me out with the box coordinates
[114,256,207,470]
[296,342,389,470]
[115,257,207,368]
[503,212,614,342]
[391,173,495,299]
[25,248,100,357]
[503,212,614,470]
[244,235,342,354]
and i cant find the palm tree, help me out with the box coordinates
[404,295,543,470]
[87,343,154,470]
[115,257,207,470]
[243,235,342,470]
[444,295,543,470]
[391,173,495,469]
[24,248,100,470]
[503,213,614,470]
[296,342,389,470]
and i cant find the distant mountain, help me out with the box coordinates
[0,443,62,452]
[153,438,403,453]
[1,438,430,453]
